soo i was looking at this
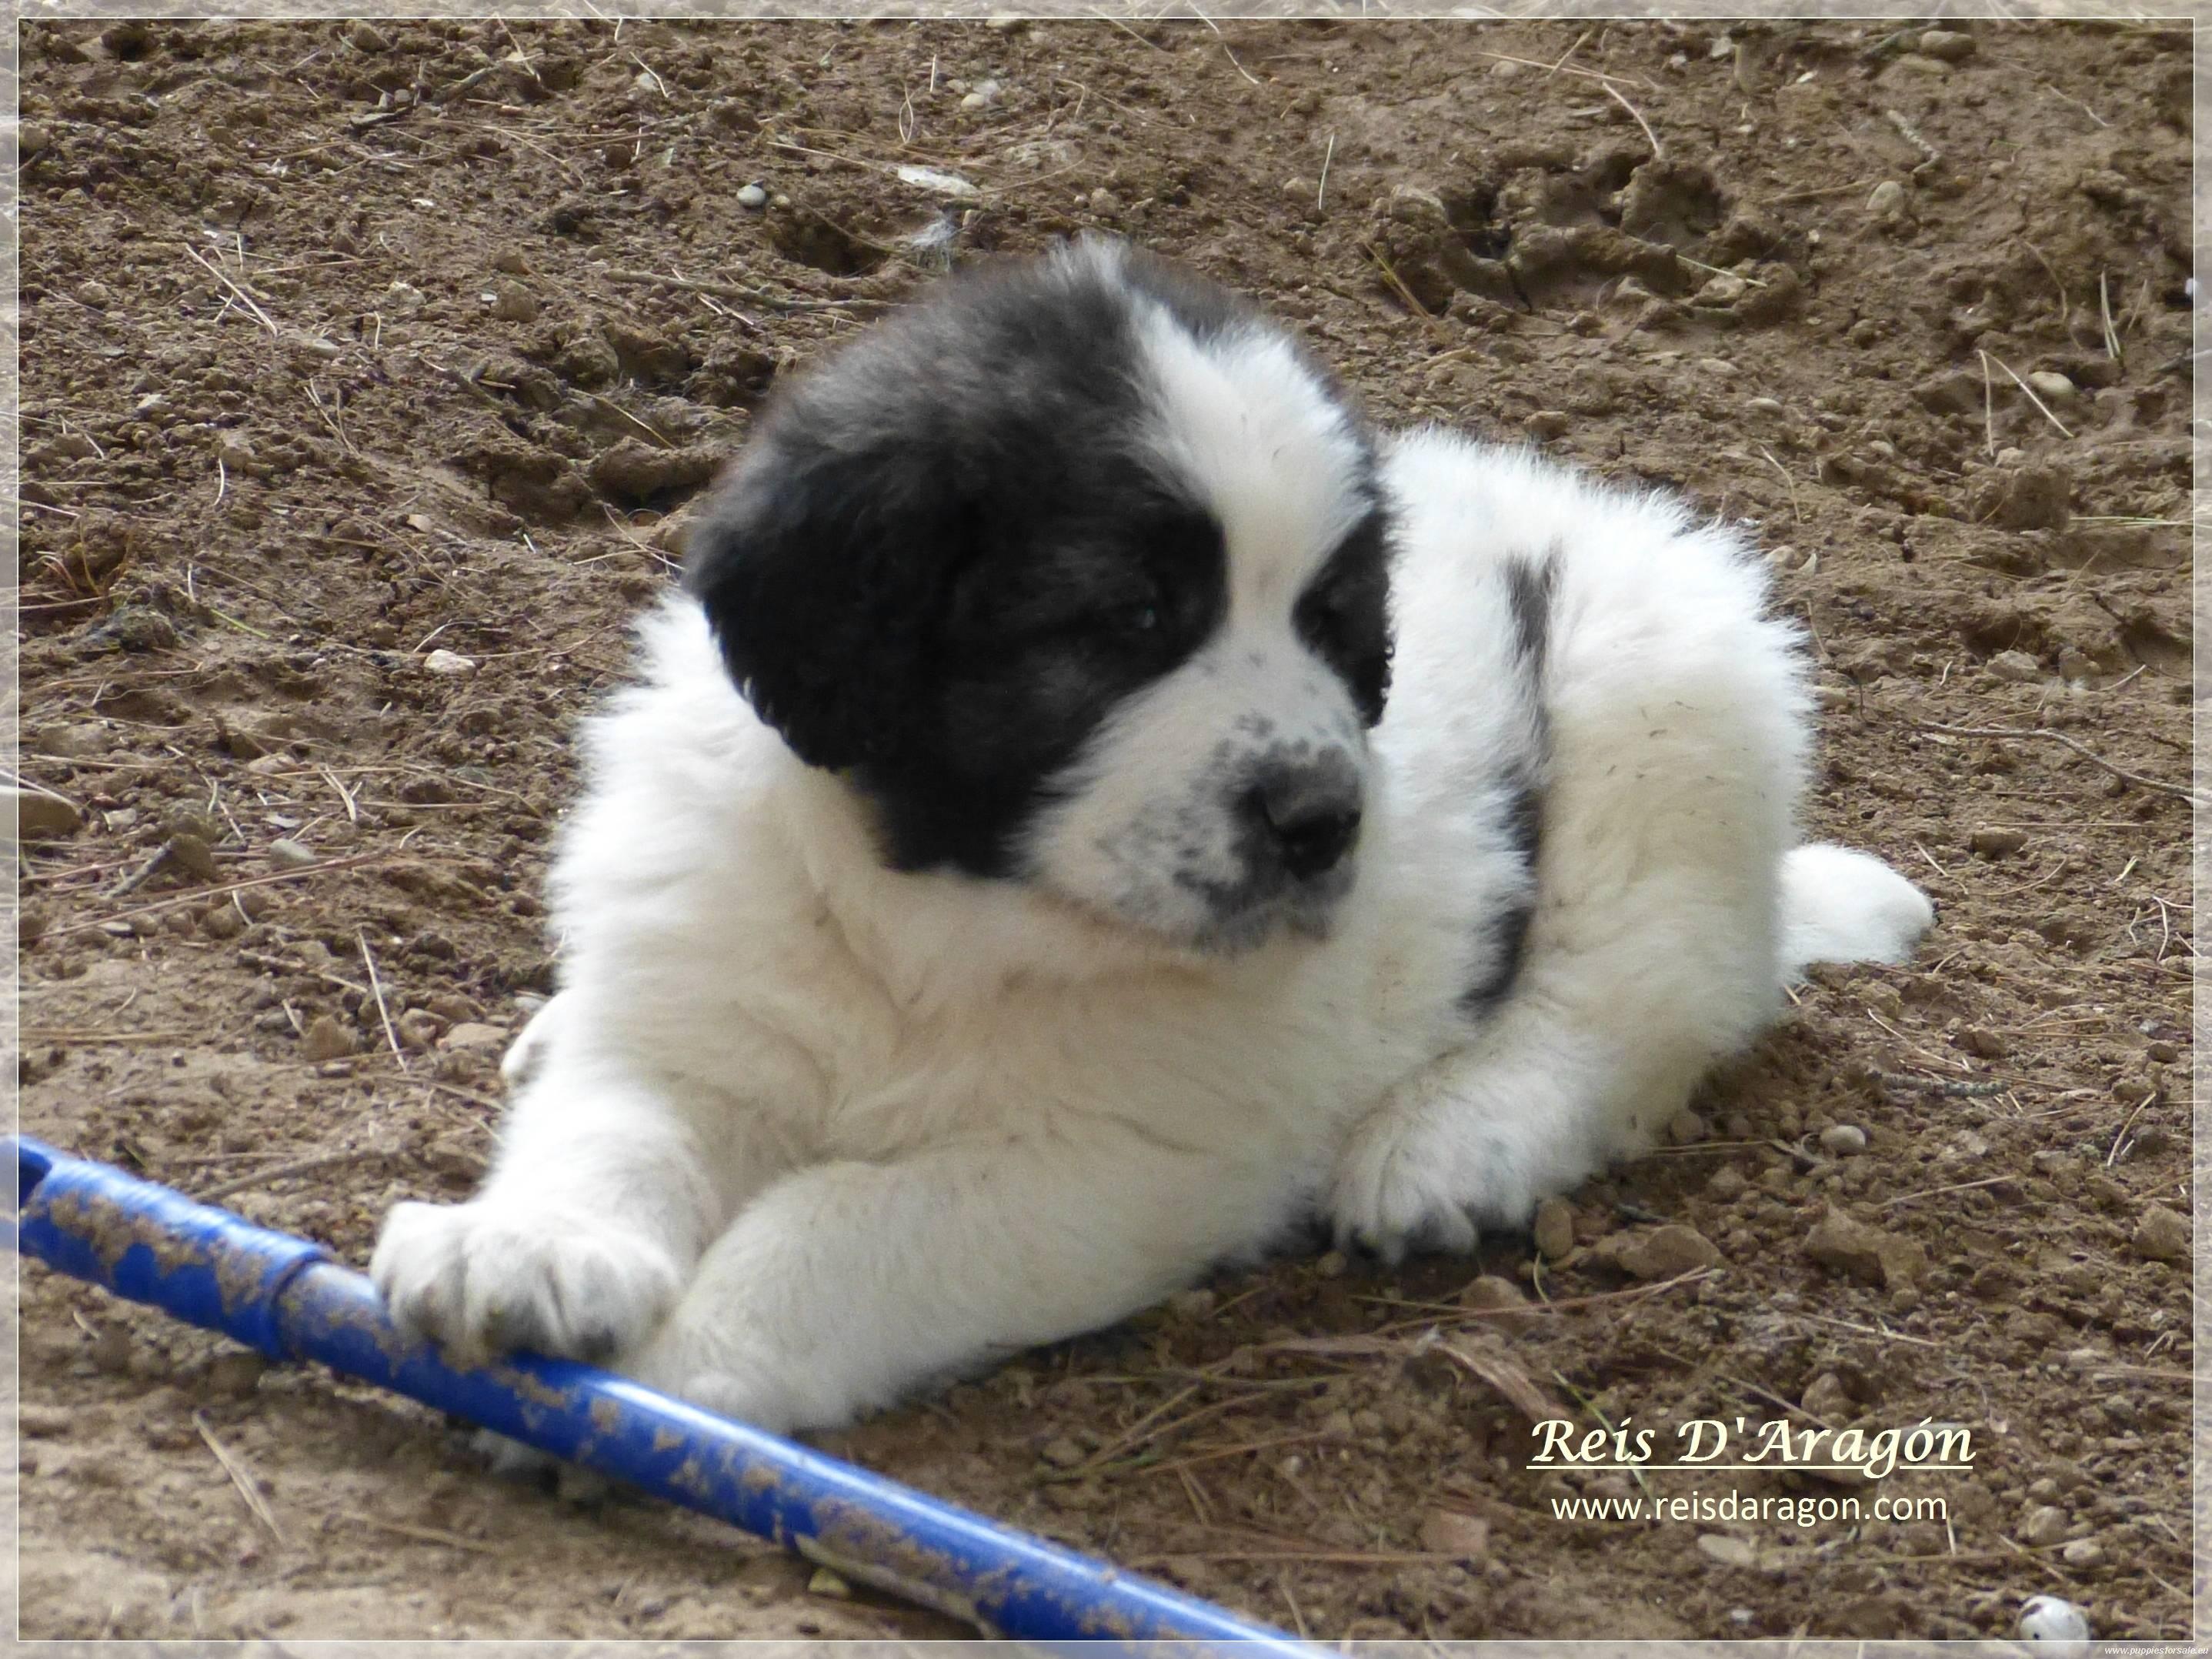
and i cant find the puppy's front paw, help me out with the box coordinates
[1329,1109,1483,1264]
[371,1200,680,1367]
[1330,1085,1570,1262]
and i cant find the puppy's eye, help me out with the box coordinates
[1117,604,1161,634]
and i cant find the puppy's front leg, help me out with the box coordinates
[373,1057,769,1367]
[621,1130,1266,1433]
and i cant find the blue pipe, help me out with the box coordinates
[11,1136,1308,1651]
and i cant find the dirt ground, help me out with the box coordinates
[12,14,2197,1644]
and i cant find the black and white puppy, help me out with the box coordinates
[372,239,1932,1434]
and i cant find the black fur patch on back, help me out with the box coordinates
[1460,550,1556,1018]
[1503,550,1559,675]
[1458,766,1543,1019]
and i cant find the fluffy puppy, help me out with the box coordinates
[372,239,1932,1434]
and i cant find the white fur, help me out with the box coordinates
[373,360,1931,1436]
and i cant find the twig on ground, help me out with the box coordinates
[180,242,281,337]
[1186,5,1262,87]
[49,852,402,939]
[1603,82,1660,156]
[1979,350,2074,439]
[198,1146,392,1203]
[596,263,888,315]
[1883,1174,2017,1209]
[338,1509,502,1554]
[356,928,409,1070]
[1913,719,2198,804]
[195,1412,285,1541]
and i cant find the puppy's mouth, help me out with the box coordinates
[1176,860,1359,955]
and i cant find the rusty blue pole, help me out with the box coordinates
[12,1136,1309,1652]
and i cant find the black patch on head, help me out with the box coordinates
[1459,765,1545,1019]
[1293,505,1394,726]
[685,239,1367,878]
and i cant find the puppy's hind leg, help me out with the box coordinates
[1777,843,1934,979]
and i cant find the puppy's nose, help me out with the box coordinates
[1245,762,1363,880]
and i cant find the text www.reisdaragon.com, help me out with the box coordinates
[1549,1491,1951,1527]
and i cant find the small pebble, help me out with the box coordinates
[1970,826,2028,858]
[1867,180,1908,222]
[1459,1274,1531,1317]
[736,183,769,211]
[1166,1288,1216,1320]
[1706,1167,1747,1202]
[806,1567,852,1599]
[166,832,219,882]
[20,122,51,159]
[1665,1109,1706,1145]
[1955,1026,2009,1059]
[1530,1197,1575,1260]
[491,249,532,275]
[1801,1370,1853,1419]
[347,21,392,52]
[1697,1533,1757,1567]
[299,1016,359,1062]
[2018,1594,2090,1656]
[1918,29,1977,61]
[2026,370,2077,402]
[2017,1504,2069,1547]
[21,1404,73,1438]
[1038,1434,1087,1469]
[2131,1203,2189,1264]
[76,279,114,309]
[1804,1208,1925,1287]
[1983,649,2042,684]
[1818,1124,1867,1157]
[1418,1508,1491,1560]
[440,1022,508,1051]
[8,786,82,843]
[206,1352,266,1398]
[88,1325,133,1375]
[269,838,318,868]
[423,649,479,676]
[2060,1537,2104,1568]
[489,282,538,323]
[1595,1223,1722,1280]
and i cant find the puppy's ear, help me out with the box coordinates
[684,429,968,772]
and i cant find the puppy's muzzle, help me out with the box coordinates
[1238,753,1363,883]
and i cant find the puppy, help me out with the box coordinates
[372,239,1931,1434]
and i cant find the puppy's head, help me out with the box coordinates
[687,237,1390,952]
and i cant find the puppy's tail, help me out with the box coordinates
[1777,843,1934,980]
